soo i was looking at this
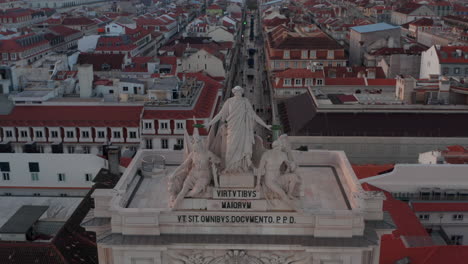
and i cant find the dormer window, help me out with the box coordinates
[160,122,169,130]
[294,78,302,86]
[310,50,316,59]
[327,50,334,59]
[301,50,308,59]
[101,63,110,71]
[283,50,290,59]
[283,78,292,86]
[144,121,153,129]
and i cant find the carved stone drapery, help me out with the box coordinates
[167,250,310,264]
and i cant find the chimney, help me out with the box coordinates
[107,146,121,175]
[78,64,93,98]
[367,68,376,79]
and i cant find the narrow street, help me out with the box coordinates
[225,6,273,141]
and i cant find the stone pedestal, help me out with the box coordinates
[219,172,256,188]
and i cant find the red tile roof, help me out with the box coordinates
[323,66,387,78]
[362,183,430,238]
[437,46,468,64]
[325,77,365,85]
[62,17,96,26]
[367,79,396,86]
[0,33,49,53]
[143,73,221,121]
[411,202,468,212]
[77,53,125,71]
[409,17,434,26]
[352,164,395,179]
[0,106,143,127]
[48,25,81,37]
[395,3,423,14]
[356,166,468,264]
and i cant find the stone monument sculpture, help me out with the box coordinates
[255,136,301,210]
[205,86,271,173]
[168,85,302,210]
[168,126,221,208]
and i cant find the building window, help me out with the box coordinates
[31,172,39,181]
[283,79,292,86]
[327,50,334,59]
[177,138,184,146]
[301,50,308,59]
[305,79,312,86]
[129,131,137,138]
[33,193,41,196]
[123,86,128,91]
[68,146,75,153]
[145,139,153,149]
[176,122,184,130]
[454,68,460,74]
[35,131,43,138]
[2,172,9,181]
[160,122,169,130]
[465,68,468,75]
[85,173,92,181]
[58,173,66,182]
[60,193,68,197]
[453,214,464,221]
[316,79,323,85]
[20,130,28,138]
[310,50,316,58]
[284,61,289,68]
[0,162,10,176]
[66,131,74,138]
[144,122,152,129]
[97,131,105,138]
[82,131,90,138]
[5,130,13,137]
[83,146,90,154]
[2,53,8,60]
[294,79,302,86]
[442,67,449,74]
[161,139,169,149]
[419,214,430,220]
[29,162,39,172]
[51,131,58,138]
[283,50,290,59]
[4,193,11,196]
[451,235,463,245]
[113,131,121,138]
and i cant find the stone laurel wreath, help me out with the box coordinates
[168,250,310,264]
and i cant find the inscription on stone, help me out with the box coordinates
[213,188,260,199]
[176,215,296,224]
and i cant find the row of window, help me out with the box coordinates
[0,162,93,182]
[143,121,184,130]
[283,78,324,86]
[3,128,138,140]
[273,60,342,69]
[442,67,468,75]
[283,50,335,60]
[419,214,465,221]
[145,138,184,149]
[1,171,92,182]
